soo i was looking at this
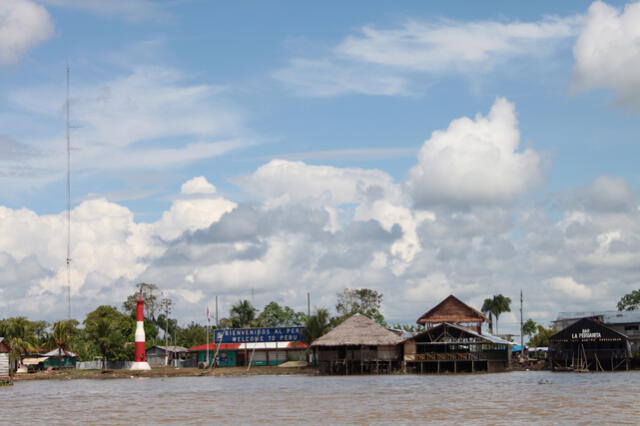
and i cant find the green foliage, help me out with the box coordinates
[49,319,80,352]
[302,308,332,345]
[84,305,134,367]
[0,317,48,361]
[528,324,555,347]
[481,294,512,334]
[175,322,208,348]
[335,288,386,326]
[617,289,640,311]
[230,300,257,328]
[256,302,306,327]
[522,319,537,339]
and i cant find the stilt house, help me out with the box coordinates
[406,295,512,373]
[549,317,631,372]
[311,314,404,374]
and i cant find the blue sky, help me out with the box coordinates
[1,0,640,334]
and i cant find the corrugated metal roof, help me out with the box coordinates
[152,345,188,353]
[43,348,77,357]
[555,311,640,324]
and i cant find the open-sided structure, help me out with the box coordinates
[311,314,403,375]
[403,323,512,373]
[549,317,631,372]
[416,295,488,333]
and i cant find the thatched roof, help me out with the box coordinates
[311,314,403,347]
[416,295,488,325]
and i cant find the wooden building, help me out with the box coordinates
[42,348,77,369]
[311,314,403,375]
[549,317,631,372]
[146,346,190,367]
[416,295,488,333]
[404,322,512,373]
[0,338,11,384]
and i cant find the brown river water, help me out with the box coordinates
[2,371,639,425]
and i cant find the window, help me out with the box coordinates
[624,325,639,331]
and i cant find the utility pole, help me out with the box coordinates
[65,64,72,320]
[215,295,219,327]
[520,290,524,355]
[307,292,311,317]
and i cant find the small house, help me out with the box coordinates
[189,341,307,367]
[310,314,404,375]
[42,348,77,369]
[146,346,190,367]
[0,338,11,383]
[549,317,631,371]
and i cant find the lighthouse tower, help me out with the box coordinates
[130,290,151,370]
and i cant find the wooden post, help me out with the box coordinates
[360,346,364,375]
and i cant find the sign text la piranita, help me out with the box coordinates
[571,328,602,339]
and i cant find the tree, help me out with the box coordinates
[335,288,386,326]
[528,324,555,348]
[49,319,79,353]
[0,317,39,362]
[256,302,306,327]
[481,294,512,334]
[176,322,208,348]
[84,306,133,368]
[617,289,640,311]
[302,308,332,345]
[229,300,257,328]
[122,283,163,322]
[522,319,537,343]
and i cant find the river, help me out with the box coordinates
[3,371,639,424]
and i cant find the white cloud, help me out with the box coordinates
[0,0,54,65]
[2,65,249,190]
[273,59,411,97]
[573,1,640,109]
[275,15,578,97]
[546,276,593,299]
[237,159,402,207]
[406,97,543,207]
[39,0,166,21]
[337,17,579,73]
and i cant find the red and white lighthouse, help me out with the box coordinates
[130,290,151,370]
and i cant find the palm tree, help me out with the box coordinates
[0,317,37,364]
[481,298,495,334]
[302,308,331,345]
[482,295,512,334]
[230,300,257,328]
[50,320,78,354]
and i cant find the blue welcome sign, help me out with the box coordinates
[214,326,304,343]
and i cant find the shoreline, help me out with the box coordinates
[12,366,317,381]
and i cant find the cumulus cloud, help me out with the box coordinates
[275,15,578,97]
[546,276,593,299]
[0,0,54,65]
[573,1,640,109]
[406,97,543,207]
[237,159,402,207]
[0,171,639,330]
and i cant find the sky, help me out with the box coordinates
[1,0,640,335]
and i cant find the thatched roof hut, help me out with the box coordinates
[311,314,403,347]
[310,315,404,374]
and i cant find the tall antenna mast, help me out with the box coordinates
[65,64,72,320]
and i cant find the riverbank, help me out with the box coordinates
[12,366,317,381]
